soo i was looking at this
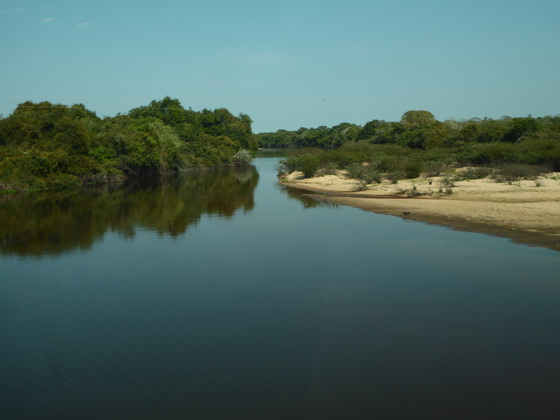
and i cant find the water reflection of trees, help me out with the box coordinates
[0,166,258,257]
[280,185,339,209]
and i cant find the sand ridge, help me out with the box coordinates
[280,170,560,251]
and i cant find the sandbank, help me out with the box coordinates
[280,170,560,251]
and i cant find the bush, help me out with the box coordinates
[298,155,321,178]
[280,153,322,178]
[518,138,560,169]
[375,156,403,172]
[231,149,253,166]
[317,162,338,175]
[468,143,519,164]
[456,167,494,180]
[326,150,358,168]
[345,163,364,179]
[388,171,405,184]
[423,161,445,177]
[404,160,424,179]
[493,163,548,183]
[345,163,381,183]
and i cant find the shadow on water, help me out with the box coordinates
[280,184,560,253]
[279,185,339,209]
[0,166,259,258]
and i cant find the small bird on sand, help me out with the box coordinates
[403,211,411,216]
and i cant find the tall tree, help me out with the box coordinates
[400,110,437,131]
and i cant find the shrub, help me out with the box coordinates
[382,144,410,157]
[345,162,364,179]
[404,160,424,179]
[231,149,253,166]
[279,154,322,178]
[423,161,444,177]
[345,163,381,184]
[439,175,455,188]
[456,167,494,180]
[388,171,405,184]
[299,155,321,178]
[376,156,403,172]
[326,150,358,168]
[317,162,338,175]
[493,163,548,183]
[468,143,519,164]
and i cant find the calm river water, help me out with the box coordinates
[2,155,560,419]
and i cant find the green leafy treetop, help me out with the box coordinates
[400,110,436,131]
[0,98,257,191]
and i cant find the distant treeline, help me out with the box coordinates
[257,110,560,150]
[274,111,560,182]
[0,97,257,191]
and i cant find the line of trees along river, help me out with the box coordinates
[0,97,258,191]
[260,111,560,181]
[258,110,560,151]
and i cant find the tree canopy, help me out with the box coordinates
[257,111,560,152]
[0,97,258,191]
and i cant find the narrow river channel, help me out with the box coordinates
[2,155,560,419]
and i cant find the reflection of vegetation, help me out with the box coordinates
[255,149,290,159]
[280,185,338,209]
[0,166,258,257]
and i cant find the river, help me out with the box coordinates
[1,155,560,419]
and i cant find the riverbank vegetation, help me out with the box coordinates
[0,97,257,191]
[268,111,560,183]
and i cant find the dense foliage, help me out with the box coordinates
[269,111,560,181]
[258,122,361,149]
[280,141,559,182]
[259,111,560,151]
[0,97,257,191]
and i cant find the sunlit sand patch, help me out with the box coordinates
[281,170,560,250]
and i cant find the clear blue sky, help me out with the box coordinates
[1,0,559,132]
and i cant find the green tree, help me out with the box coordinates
[503,117,539,142]
[54,116,91,154]
[400,110,437,131]
[357,119,385,140]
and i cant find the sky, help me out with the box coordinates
[1,0,559,132]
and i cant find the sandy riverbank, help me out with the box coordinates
[280,169,560,251]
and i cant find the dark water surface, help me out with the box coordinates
[2,156,560,419]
